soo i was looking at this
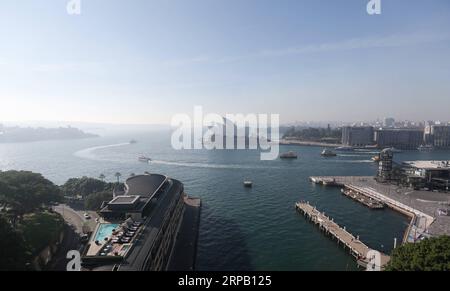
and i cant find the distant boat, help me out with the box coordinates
[130,139,137,144]
[138,155,151,162]
[335,146,354,151]
[280,151,298,159]
[418,145,434,152]
[321,149,337,157]
[243,181,253,188]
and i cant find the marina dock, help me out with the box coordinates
[296,202,390,270]
[309,176,436,244]
[340,188,384,209]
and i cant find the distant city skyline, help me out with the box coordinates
[1,0,450,124]
[2,117,449,130]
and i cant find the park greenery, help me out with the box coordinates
[0,170,63,270]
[0,171,121,270]
[19,211,64,257]
[61,176,115,198]
[386,236,450,271]
[0,215,28,270]
[60,176,118,210]
[0,170,61,224]
[283,126,342,143]
[84,190,113,211]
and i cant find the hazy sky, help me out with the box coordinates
[1,0,450,124]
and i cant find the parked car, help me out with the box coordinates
[80,234,90,243]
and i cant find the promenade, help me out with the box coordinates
[310,176,450,240]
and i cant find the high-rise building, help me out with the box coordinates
[341,126,374,146]
[83,174,201,271]
[374,128,424,150]
[384,117,395,128]
[378,148,394,181]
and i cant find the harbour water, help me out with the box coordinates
[1,130,448,271]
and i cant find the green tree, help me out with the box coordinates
[60,176,114,198]
[0,215,28,270]
[115,172,122,183]
[0,171,62,223]
[84,191,113,211]
[283,127,342,142]
[99,174,106,182]
[386,236,450,271]
[19,212,64,257]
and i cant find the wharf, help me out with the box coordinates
[309,176,439,242]
[296,202,390,270]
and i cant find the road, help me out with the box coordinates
[48,205,101,271]
[53,204,99,234]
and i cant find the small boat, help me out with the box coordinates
[321,149,337,157]
[371,155,381,162]
[130,139,137,144]
[244,181,253,188]
[280,151,298,159]
[138,155,151,162]
[335,146,354,151]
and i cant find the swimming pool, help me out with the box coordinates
[94,224,119,242]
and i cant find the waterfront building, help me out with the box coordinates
[374,128,424,150]
[82,173,201,271]
[341,126,374,147]
[402,161,450,191]
[429,125,450,148]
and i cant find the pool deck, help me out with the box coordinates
[86,223,119,257]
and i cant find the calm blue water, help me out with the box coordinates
[1,130,449,270]
[95,224,119,242]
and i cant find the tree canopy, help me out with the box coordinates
[19,211,64,257]
[84,191,113,211]
[0,215,28,270]
[283,126,342,142]
[386,236,450,271]
[61,176,115,198]
[0,171,62,219]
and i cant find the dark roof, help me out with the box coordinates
[124,174,167,197]
[90,178,185,271]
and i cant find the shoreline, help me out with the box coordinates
[309,176,447,244]
[280,139,342,148]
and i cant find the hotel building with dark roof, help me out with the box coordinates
[82,173,200,271]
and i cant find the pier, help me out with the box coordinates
[341,188,384,209]
[296,202,390,270]
[309,176,436,243]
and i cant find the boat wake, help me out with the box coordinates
[74,143,280,170]
[150,160,280,170]
[74,142,131,161]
